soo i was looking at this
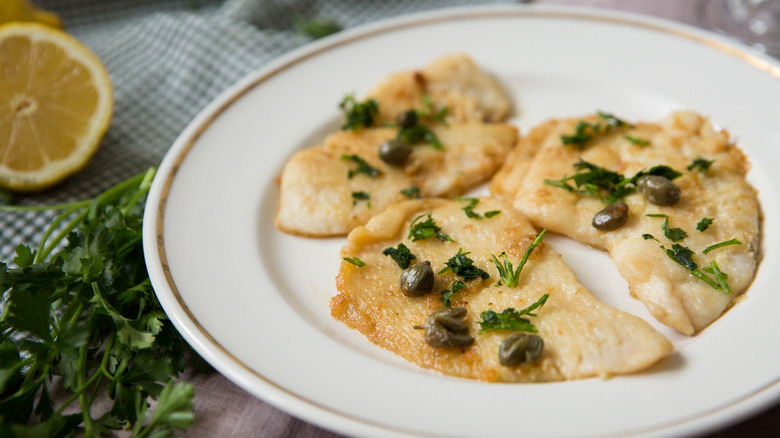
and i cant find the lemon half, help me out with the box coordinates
[0,22,113,192]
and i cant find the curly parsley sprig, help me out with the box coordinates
[0,168,199,437]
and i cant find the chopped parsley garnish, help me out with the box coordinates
[704,261,731,294]
[696,217,714,232]
[393,95,448,150]
[341,154,379,179]
[440,280,466,307]
[703,238,742,254]
[477,293,549,334]
[561,121,599,148]
[418,94,449,124]
[625,135,650,146]
[660,243,730,292]
[343,256,366,267]
[687,157,715,173]
[560,112,630,148]
[545,160,681,204]
[598,111,629,128]
[663,243,697,270]
[382,243,416,269]
[408,213,453,242]
[351,191,370,207]
[640,165,683,181]
[544,160,629,203]
[339,94,379,131]
[397,125,443,150]
[491,230,546,288]
[400,185,421,199]
[457,197,501,220]
[642,233,658,241]
[661,216,687,242]
[438,248,489,281]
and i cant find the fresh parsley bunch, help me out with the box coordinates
[0,168,198,437]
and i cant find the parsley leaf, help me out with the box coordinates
[438,248,489,281]
[661,216,688,242]
[339,94,379,131]
[341,154,379,179]
[660,243,727,292]
[544,160,630,204]
[440,280,466,307]
[703,261,731,294]
[457,197,501,220]
[696,217,714,232]
[477,294,549,334]
[408,214,453,242]
[294,16,342,39]
[561,121,599,148]
[343,256,366,267]
[397,125,443,150]
[400,185,421,199]
[642,233,658,241]
[625,135,650,146]
[351,191,371,208]
[382,243,416,269]
[491,230,546,287]
[687,157,715,173]
[703,238,742,254]
[598,111,629,128]
[561,112,630,148]
[545,160,682,204]
[418,94,449,124]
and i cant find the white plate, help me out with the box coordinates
[143,5,780,437]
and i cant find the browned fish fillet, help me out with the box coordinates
[491,111,760,335]
[331,198,672,382]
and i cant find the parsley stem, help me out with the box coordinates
[77,341,96,437]
[0,199,90,212]
[119,167,156,216]
[32,204,86,264]
[56,332,115,415]
[691,268,721,289]
[38,209,89,263]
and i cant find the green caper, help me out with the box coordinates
[592,201,629,231]
[378,138,412,165]
[414,307,474,348]
[498,333,544,366]
[400,261,434,297]
[636,175,680,206]
[395,110,418,129]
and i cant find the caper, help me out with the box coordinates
[636,175,681,206]
[395,110,418,129]
[498,333,544,366]
[400,261,434,297]
[415,307,474,348]
[592,201,629,231]
[378,138,412,165]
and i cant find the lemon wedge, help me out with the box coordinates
[0,22,113,192]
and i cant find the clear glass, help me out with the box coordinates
[699,0,780,58]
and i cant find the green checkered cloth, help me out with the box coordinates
[1,0,518,261]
